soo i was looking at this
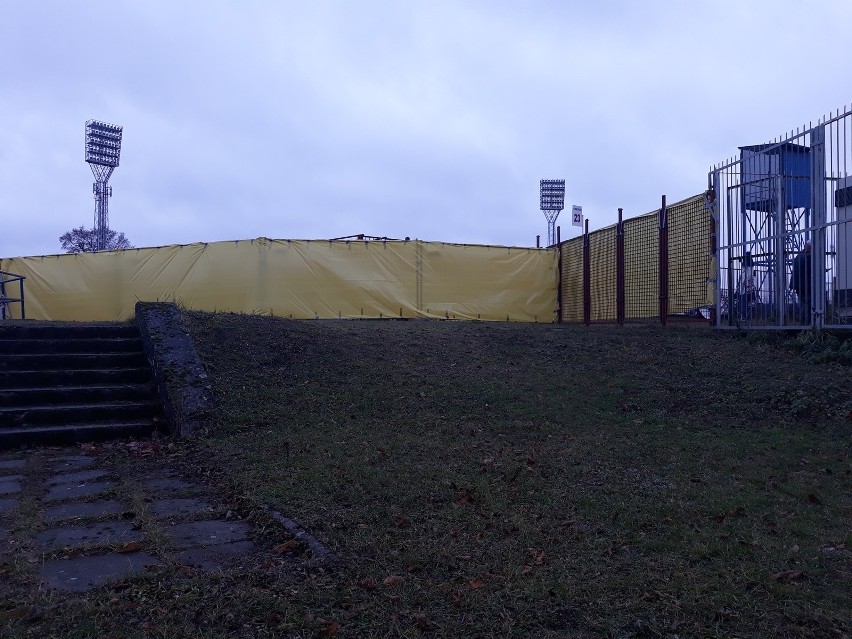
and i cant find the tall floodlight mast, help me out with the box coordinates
[85,120,123,251]
[540,179,565,246]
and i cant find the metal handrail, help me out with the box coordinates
[0,270,26,320]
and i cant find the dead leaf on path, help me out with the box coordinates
[272,540,299,554]
[118,541,142,553]
[382,575,404,586]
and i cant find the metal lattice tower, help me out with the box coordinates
[85,120,123,251]
[540,179,565,246]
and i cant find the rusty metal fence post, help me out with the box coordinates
[659,195,669,326]
[556,226,562,323]
[616,208,625,326]
[583,219,591,325]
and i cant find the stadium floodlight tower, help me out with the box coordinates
[540,179,565,246]
[85,120,123,251]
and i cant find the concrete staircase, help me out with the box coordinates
[0,323,164,448]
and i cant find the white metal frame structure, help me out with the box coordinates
[709,105,852,329]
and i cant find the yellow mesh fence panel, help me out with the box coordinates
[558,193,708,323]
[0,239,558,323]
[624,214,659,320]
[560,237,583,322]
[590,227,617,321]
[667,195,711,313]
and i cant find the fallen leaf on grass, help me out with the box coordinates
[382,575,404,586]
[454,489,475,507]
[807,493,822,504]
[412,614,430,629]
[118,541,142,553]
[394,515,410,528]
[450,590,468,608]
[272,540,299,553]
[770,570,804,582]
[467,578,484,590]
[1,607,43,622]
[356,576,377,589]
[317,620,340,638]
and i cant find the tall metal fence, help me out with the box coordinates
[559,194,711,323]
[709,106,852,329]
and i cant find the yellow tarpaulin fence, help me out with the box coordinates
[0,239,558,323]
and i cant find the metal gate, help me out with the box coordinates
[709,106,852,329]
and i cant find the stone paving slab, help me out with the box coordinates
[0,460,26,470]
[0,526,8,543]
[0,497,18,513]
[150,498,214,519]
[43,501,126,523]
[0,481,22,495]
[47,456,96,470]
[167,520,251,549]
[45,481,115,502]
[47,469,111,485]
[144,478,196,491]
[36,521,139,549]
[177,541,256,572]
[41,552,160,592]
[0,474,24,482]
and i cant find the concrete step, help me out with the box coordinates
[0,324,139,340]
[0,367,153,389]
[0,401,161,428]
[0,320,168,449]
[0,352,148,372]
[0,384,154,407]
[0,338,143,355]
[0,421,157,448]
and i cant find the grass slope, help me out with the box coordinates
[180,314,851,638]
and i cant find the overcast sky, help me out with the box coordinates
[2,0,851,258]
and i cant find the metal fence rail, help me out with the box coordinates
[710,105,852,329]
[0,270,26,320]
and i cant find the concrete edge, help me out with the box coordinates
[135,302,212,437]
[265,508,334,563]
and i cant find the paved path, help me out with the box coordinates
[0,445,286,593]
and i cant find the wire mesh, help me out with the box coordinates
[623,214,659,320]
[560,237,583,322]
[590,227,616,321]
[668,196,711,315]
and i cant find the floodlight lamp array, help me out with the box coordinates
[85,120,123,168]
[539,179,565,211]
